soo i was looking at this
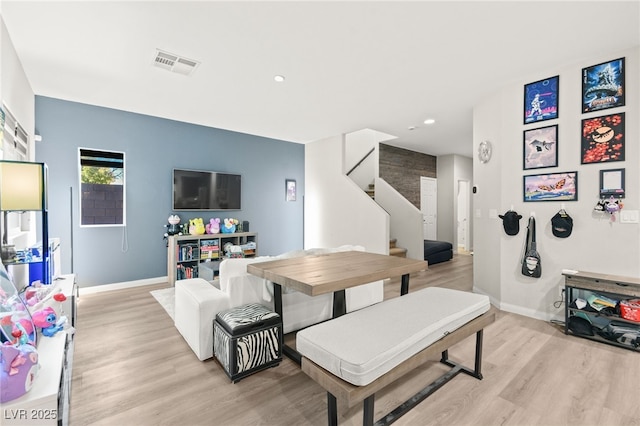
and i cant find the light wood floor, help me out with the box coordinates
[70,254,640,425]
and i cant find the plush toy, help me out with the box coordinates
[189,218,206,235]
[32,307,65,337]
[165,215,182,236]
[0,344,39,403]
[206,218,221,234]
[222,218,238,234]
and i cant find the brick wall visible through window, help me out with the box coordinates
[78,148,125,226]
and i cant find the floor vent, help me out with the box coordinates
[153,49,200,76]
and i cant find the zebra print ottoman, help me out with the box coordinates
[214,303,283,382]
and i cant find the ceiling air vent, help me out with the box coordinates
[153,49,200,76]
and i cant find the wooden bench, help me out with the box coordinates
[297,287,495,426]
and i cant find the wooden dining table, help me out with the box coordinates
[247,250,428,363]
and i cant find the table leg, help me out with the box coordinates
[274,283,302,364]
[401,273,410,295]
[333,289,346,318]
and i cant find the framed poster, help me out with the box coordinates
[523,124,558,170]
[285,179,296,201]
[582,57,625,113]
[523,171,578,202]
[600,168,625,199]
[581,112,624,164]
[524,76,559,124]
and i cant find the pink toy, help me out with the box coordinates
[206,218,221,234]
[32,307,64,337]
[0,344,39,403]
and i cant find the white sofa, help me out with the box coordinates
[174,245,384,361]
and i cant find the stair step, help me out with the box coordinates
[389,247,407,258]
[389,238,397,249]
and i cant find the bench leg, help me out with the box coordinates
[440,329,484,380]
[363,394,375,426]
[328,392,338,426]
[473,329,484,380]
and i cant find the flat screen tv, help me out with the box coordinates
[173,168,241,211]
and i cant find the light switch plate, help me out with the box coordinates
[620,210,639,224]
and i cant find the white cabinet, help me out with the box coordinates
[2,274,76,425]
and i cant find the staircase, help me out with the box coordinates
[389,238,407,258]
[365,183,375,199]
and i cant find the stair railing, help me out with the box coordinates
[346,147,375,177]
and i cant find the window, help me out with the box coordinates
[78,148,126,227]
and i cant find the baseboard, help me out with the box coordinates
[79,276,168,296]
[472,285,560,323]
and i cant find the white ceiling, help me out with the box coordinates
[2,1,639,157]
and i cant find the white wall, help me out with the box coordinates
[305,133,389,254]
[374,177,423,260]
[1,15,36,289]
[0,16,34,143]
[474,46,640,321]
[344,128,395,191]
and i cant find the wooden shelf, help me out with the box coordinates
[167,232,258,286]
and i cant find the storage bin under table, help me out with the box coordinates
[213,303,283,382]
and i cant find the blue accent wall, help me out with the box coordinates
[35,96,304,287]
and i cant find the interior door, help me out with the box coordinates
[420,177,437,240]
[457,180,470,252]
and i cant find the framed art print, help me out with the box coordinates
[523,171,577,202]
[285,179,296,201]
[600,168,625,199]
[524,76,559,124]
[582,57,625,113]
[581,112,624,164]
[523,124,558,170]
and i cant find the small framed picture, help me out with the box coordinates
[285,179,296,201]
[581,112,625,164]
[524,75,559,124]
[523,171,578,202]
[600,168,625,199]
[582,57,625,113]
[523,125,558,170]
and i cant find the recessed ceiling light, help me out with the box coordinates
[274,75,285,82]
[408,126,416,131]
[423,118,436,125]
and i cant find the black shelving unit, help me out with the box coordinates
[563,270,640,352]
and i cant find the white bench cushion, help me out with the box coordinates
[296,287,490,386]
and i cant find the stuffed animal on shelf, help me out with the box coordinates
[222,218,238,234]
[206,218,221,234]
[189,218,206,235]
[32,307,66,337]
[0,344,39,403]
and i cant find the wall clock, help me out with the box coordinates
[478,140,492,163]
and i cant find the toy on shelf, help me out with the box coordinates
[165,215,182,236]
[32,306,66,337]
[206,218,221,234]
[189,218,206,235]
[0,263,40,403]
[222,218,239,233]
[1,344,39,403]
[164,215,183,246]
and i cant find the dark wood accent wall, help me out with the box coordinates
[379,143,437,208]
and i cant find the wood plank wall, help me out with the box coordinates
[379,143,437,209]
